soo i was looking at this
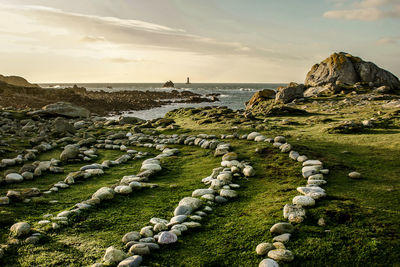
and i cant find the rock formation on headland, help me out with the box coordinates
[163,81,175,88]
[246,52,400,110]
[305,52,400,90]
[245,89,275,109]
[0,74,40,88]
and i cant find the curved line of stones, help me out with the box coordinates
[0,146,177,260]
[242,132,328,267]
[1,132,327,267]
[0,142,152,205]
[0,149,148,206]
[90,137,256,267]
[0,145,100,199]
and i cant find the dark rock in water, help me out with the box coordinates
[246,89,276,109]
[305,52,400,91]
[163,81,175,88]
[275,83,305,104]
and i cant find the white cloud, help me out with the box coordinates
[0,4,257,57]
[376,36,400,44]
[323,0,400,21]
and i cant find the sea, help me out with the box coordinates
[40,83,286,120]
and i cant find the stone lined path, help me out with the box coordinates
[1,129,331,267]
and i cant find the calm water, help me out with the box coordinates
[40,83,286,120]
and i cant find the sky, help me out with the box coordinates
[0,0,399,83]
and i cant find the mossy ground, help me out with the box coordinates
[1,96,400,266]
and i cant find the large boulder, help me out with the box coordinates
[245,89,276,109]
[303,84,337,98]
[275,83,305,104]
[52,117,77,134]
[305,52,400,91]
[39,102,90,118]
[60,144,80,161]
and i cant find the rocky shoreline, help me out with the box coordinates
[0,52,399,266]
[0,83,217,116]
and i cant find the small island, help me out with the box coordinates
[162,80,175,88]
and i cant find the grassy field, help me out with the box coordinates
[0,97,399,266]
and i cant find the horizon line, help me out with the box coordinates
[37,81,294,84]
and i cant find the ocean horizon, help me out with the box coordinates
[39,83,287,120]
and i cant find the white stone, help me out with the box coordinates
[5,173,23,183]
[292,195,316,206]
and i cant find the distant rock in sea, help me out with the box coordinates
[0,74,40,88]
[163,81,175,88]
[305,52,400,91]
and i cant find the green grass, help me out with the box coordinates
[1,99,400,266]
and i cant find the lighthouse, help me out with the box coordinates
[186,77,191,84]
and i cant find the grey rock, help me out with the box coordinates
[215,196,228,203]
[192,189,215,197]
[267,249,294,262]
[289,151,299,160]
[103,246,127,264]
[297,186,326,199]
[219,189,238,198]
[157,231,178,244]
[5,173,23,183]
[273,233,291,243]
[60,145,80,161]
[117,256,143,267]
[305,52,400,90]
[243,166,255,177]
[283,204,306,223]
[178,197,202,210]
[149,218,169,225]
[128,244,150,255]
[10,222,31,237]
[122,232,141,243]
[256,242,274,255]
[292,195,315,206]
[349,171,361,179]
[275,83,305,103]
[170,215,187,225]
[92,187,115,201]
[38,102,90,118]
[259,258,279,267]
[270,222,294,234]
[174,205,192,216]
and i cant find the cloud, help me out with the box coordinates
[376,36,400,44]
[81,35,106,43]
[323,0,400,21]
[0,4,303,61]
[109,57,143,63]
[0,4,250,57]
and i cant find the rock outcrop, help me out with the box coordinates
[163,81,175,88]
[0,74,39,88]
[275,83,305,104]
[31,102,91,118]
[245,89,275,109]
[305,52,400,91]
